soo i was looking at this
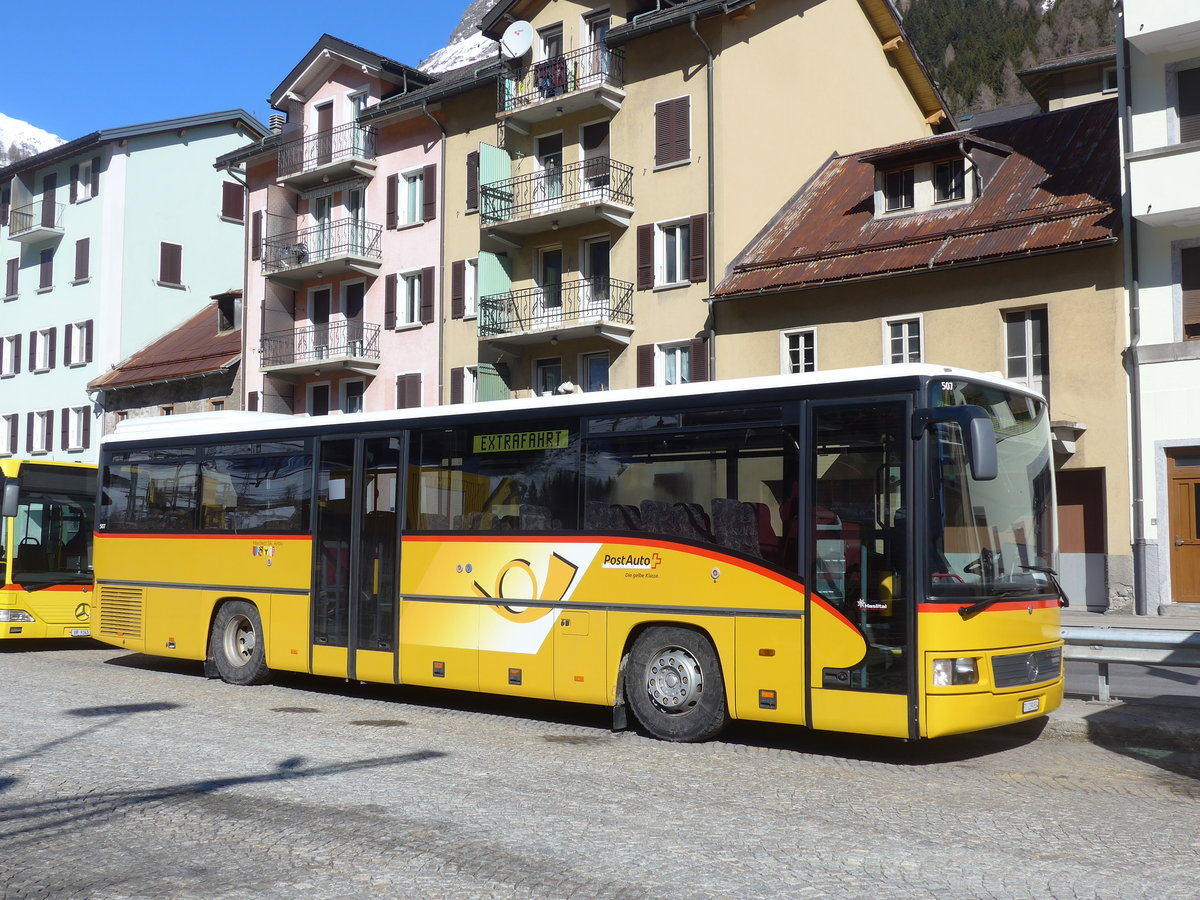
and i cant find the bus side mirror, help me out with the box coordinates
[1,481,17,518]
[912,406,998,481]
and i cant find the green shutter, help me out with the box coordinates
[476,363,511,402]
[479,143,513,222]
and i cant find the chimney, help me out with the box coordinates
[269,114,286,134]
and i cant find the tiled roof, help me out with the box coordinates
[89,299,240,391]
[714,99,1119,300]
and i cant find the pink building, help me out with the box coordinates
[217,35,444,415]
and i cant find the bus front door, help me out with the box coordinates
[807,401,913,738]
[312,436,402,683]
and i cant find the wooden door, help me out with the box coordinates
[1168,452,1200,602]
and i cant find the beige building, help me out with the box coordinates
[712,98,1132,609]
[363,0,949,401]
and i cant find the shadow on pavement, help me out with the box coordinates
[1077,701,1200,785]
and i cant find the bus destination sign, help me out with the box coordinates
[473,430,569,454]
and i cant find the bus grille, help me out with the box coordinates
[992,647,1061,688]
[98,586,144,638]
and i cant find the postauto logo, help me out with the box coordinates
[601,551,662,571]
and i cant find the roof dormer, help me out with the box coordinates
[861,133,1012,218]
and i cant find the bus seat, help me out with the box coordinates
[712,498,760,558]
[639,500,676,535]
[421,513,448,530]
[584,501,611,529]
[748,501,781,560]
[16,539,47,571]
[675,502,712,542]
[519,504,551,530]
[617,504,642,530]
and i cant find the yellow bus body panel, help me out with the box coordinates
[311,644,349,679]
[0,585,94,640]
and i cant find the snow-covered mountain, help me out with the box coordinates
[0,113,64,167]
[420,0,501,74]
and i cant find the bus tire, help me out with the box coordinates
[211,600,271,686]
[627,627,728,742]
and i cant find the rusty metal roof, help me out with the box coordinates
[89,299,240,391]
[714,99,1120,300]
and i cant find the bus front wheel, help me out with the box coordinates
[627,627,728,742]
[211,601,271,686]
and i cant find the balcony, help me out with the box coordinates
[478,277,634,346]
[1123,0,1200,53]
[1128,143,1200,226]
[262,219,382,283]
[480,157,633,238]
[276,123,377,190]
[499,44,625,129]
[260,320,382,379]
[8,201,64,243]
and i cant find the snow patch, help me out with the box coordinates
[0,112,65,167]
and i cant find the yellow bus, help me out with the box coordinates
[1,458,97,639]
[92,366,1064,741]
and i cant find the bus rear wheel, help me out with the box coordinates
[211,601,271,686]
[627,627,728,742]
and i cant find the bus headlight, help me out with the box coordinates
[933,657,979,686]
[0,610,36,623]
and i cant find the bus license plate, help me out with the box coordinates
[1022,698,1040,714]
[71,629,91,637]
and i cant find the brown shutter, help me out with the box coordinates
[160,243,182,284]
[689,213,707,283]
[1,186,9,227]
[420,267,435,324]
[655,98,689,166]
[5,257,16,297]
[384,273,397,329]
[64,323,73,366]
[75,238,90,281]
[450,367,465,404]
[251,211,263,261]
[466,151,479,211]
[48,328,57,370]
[40,248,53,289]
[422,164,437,222]
[61,408,70,449]
[673,97,690,163]
[451,260,465,319]
[1183,247,1200,338]
[92,157,101,197]
[7,415,16,451]
[247,391,259,411]
[82,411,91,448]
[655,100,672,166]
[636,223,654,290]
[386,174,398,229]
[70,165,79,203]
[41,174,57,227]
[637,343,655,387]
[45,410,54,448]
[26,412,33,453]
[222,182,244,220]
[28,331,36,370]
[397,373,422,409]
[84,320,94,362]
[12,333,20,374]
[1180,67,1200,144]
[689,337,708,382]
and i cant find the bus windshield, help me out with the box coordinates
[7,466,96,590]
[928,380,1054,600]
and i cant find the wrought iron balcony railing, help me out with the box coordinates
[500,44,624,114]
[260,320,381,369]
[9,201,65,238]
[480,157,633,227]
[277,122,377,178]
[261,219,382,275]
[478,277,633,338]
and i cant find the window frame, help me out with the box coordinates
[882,315,923,365]
[1003,307,1049,399]
[534,356,563,396]
[659,340,692,386]
[0,413,16,456]
[1,334,19,377]
[780,328,817,374]
[883,168,915,212]
[399,270,423,327]
[66,320,92,367]
[341,378,366,414]
[656,219,691,289]
[66,405,90,452]
[30,410,52,454]
[400,168,425,227]
[933,158,966,204]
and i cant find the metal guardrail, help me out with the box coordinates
[277,122,376,177]
[9,201,64,235]
[261,219,382,275]
[260,320,381,368]
[499,44,625,114]
[1061,625,1200,701]
[480,157,633,226]
[478,276,633,338]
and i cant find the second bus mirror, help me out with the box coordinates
[912,405,998,481]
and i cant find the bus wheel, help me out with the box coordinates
[211,601,271,686]
[627,627,728,742]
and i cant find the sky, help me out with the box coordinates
[4,0,468,140]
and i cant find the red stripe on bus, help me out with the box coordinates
[94,532,311,542]
[918,598,1061,613]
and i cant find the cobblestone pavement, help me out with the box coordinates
[2,642,1198,899]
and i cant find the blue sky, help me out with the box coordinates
[7,1,467,139]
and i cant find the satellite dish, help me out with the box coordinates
[500,21,534,60]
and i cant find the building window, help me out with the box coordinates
[5,258,16,299]
[211,400,225,412]
[1005,308,1049,399]
[581,352,610,392]
[308,383,330,417]
[159,242,183,286]
[66,406,90,451]
[934,159,965,203]
[33,328,55,372]
[400,272,422,325]
[71,160,94,203]
[30,410,52,454]
[160,406,174,416]
[1,334,20,376]
[654,97,690,167]
[402,170,424,226]
[661,342,691,386]
[535,357,562,395]
[1178,66,1200,144]
[217,294,242,332]
[66,320,93,367]
[781,329,816,374]
[884,169,915,212]
[342,379,365,414]
[658,221,690,287]
[73,238,90,283]
[39,248,54,291]
[396,373,422,409]
[1183,246,1200,340]
[464,258,478,318]
[1102,66,1118,94]
[1,414,16,456]
[221,182,244,221]
[884,317,922,364]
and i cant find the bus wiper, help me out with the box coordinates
[1020,564,1070,608]
[15,572,92,591]
[958,587,1039,618]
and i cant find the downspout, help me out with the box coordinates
[689,14,717,381]
[421,100,449,405]
[219,162,250,412]
[1116,4,1148,614]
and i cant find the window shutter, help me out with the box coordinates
[70,165,79,203]
[26,413,33,453]
[422,164,437,222]
[82,411,91,448]
[655,98,689,166]
[64,322,73,365]
[689,213,707,283]
[160,243,182,284]
[1180,68,1200,144]
[386,174,399,229]
[1183,247,1200,338]
[12,333,20,374]
[450,367,464,404]
[689,337,709,382]
[451,260,465,319]
[384,273,397,329]
[8,415,16,451]
[251,211,263,261]
[41,174,57,227]
[673,97,690,162]
[75,238,90,281]
[45,410,54,449]
[48,328,57,370]
[61,408,70,450]
[40,248,53,289]
[636,224,654,290]
[637,343,655,387]
[92,157,101,197]
[397,373,422,409]
[1,186,9,227]
[222,182,244,221]
[655,100,672,166]
[29,331,37,371]
[466,151,479,211]
[420,267,435,324]
[84,320,94,362]
[247,391,259,412]
[5,258,16,297]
